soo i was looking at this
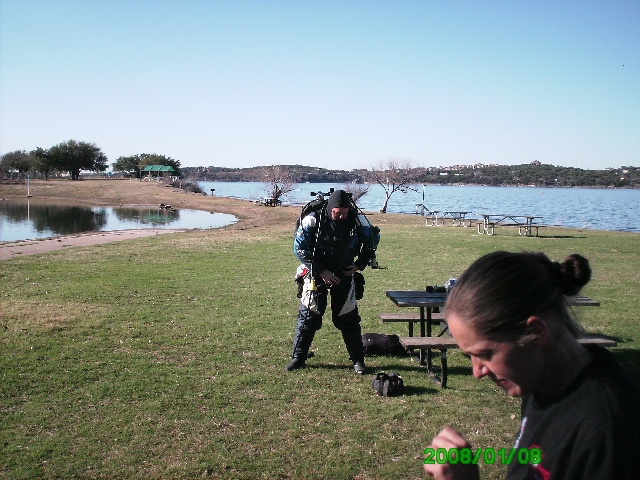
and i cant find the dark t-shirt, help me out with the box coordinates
[507,344,640,480]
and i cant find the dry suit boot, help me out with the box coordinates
[287,328,316,372]
[341,328,366,373]
[285,358,306,371]
[353,361,367,374]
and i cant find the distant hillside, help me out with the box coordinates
[412,163,640,188]
[183,163,640,188]
[183,165,366,183]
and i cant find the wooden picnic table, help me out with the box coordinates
[258,197,280,207]
[477,213,544,236]
[385,289,601,387]
[385,290,450,375]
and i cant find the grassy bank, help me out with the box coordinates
[1,180,639,479]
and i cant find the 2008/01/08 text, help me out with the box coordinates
[423,447,542,465]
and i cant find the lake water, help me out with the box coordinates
[201,181,639,233]
[3,182,637,243]
[0,201,237,243]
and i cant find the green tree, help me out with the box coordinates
[0,150,35,178]
[112,153,182,178]
[112,154,143,177]
[31,147,58,180]
[48,140,108,180]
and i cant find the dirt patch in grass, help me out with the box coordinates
[2,299,111,331]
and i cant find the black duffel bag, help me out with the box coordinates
[362,333,407,356]
[371,372,404,397]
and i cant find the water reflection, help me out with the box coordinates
[0,200,237,243]
[106,206,181,226]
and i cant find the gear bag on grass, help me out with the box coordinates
[362,333,406,356]
[372,372,404,397]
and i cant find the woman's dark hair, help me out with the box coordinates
[445,251,592,340]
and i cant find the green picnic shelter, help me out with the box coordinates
[141,165,176,180]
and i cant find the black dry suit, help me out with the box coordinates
[291,190,380,364]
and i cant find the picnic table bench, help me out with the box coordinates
[380,312,445,337]
[385,290,603,387]
[399,335,617,388]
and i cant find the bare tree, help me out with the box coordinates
[367,158,418,213]
[261,165,296,204]
[342,183,370,206]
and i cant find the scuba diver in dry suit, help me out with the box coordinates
[286,189,380,374]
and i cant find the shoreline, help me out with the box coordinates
[0,179,300,260]
[1,179,637,260]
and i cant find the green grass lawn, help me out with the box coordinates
[1,220,639,479]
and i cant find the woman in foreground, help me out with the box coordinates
[424,251,640,480]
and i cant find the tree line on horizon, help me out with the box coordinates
[0,141,183,181]
[2,140,638,190]
[185,162,640,189]
[184,160,640,213]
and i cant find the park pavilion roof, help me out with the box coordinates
[142,165,175,172]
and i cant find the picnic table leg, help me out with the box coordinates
[425,348,448,388]
[419,307,426,364]
[436,318,450,387]
[426,308,434,369]
[441,350,448,388]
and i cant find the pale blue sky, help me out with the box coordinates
[1,0,638,170]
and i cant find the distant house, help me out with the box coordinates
[141,165,176,181]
